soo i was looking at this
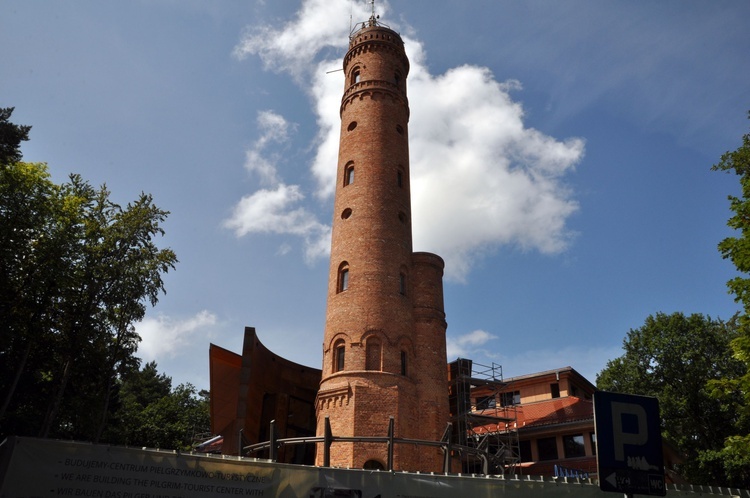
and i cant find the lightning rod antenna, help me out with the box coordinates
[368,0,379,26]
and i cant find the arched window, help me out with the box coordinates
[365,338,381,371]
[399,272,407,295]
[363,460,384,470]
[344,163,354,186]
[400,350,408,376]
[337,262,349,293]
[334,340,346,372]
[352,68,361,84]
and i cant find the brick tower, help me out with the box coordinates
[316,14,449,472]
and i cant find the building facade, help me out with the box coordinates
[316,16,449,472]
[209,328,320,462]
[453,364,597,476]
[501,367,598,477]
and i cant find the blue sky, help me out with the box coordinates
[2,0,749,390]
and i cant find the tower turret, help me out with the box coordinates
[316,15,448,472]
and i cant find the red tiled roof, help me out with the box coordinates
[472,396,593,434]
[518,396,593,428]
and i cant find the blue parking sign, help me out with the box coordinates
[594,391,666,496]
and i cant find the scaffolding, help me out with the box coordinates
[448,358,521,476]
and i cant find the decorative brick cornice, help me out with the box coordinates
[316,384,352,411]
[340,80,409,117]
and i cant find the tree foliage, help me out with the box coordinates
[0,109,181,444]
[710,112,750,487]
[596,312,746,487]
[103,362,210,450]
[0,107,30,164]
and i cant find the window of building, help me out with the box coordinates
[550,383,560,398]
[400,350,407,376]
[341,208,352,219]
[563,434,586,458]
[396,124,404,135]
[394,72,401,87]
[334,340,345,372]
[365,338,381,371]
[397,170,403,187]
[476,395,496,410]
[352,69,360,84]
[399,272,406,295]
[501,390,521,406]
[344,163,354,186]
[519,440,532,462]
[340,268,349,291]
[537,437,558,461]
[347,121,357,131]
[337,263,349,293]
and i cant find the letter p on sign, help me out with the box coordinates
[611,401,648,461]
[594,391,665,496]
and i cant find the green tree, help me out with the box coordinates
[120,361,173,410]
[104,362,210,450]
[0,162,75,434]
[0,107,30,164]
[0,112,178,442]
[596,312,745,487]
[136,384,210,450]
[711,112,750,486]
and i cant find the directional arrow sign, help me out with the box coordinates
[594,391,666,496]
[605,472,618,489]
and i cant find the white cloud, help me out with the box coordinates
[447,329,498,359]
[224,184,331,263]
[243,110,295,186]
[233,0,373,82]
[406,59,583,280]
[136,310,218,362]
[232,0,584,281]
[256,110,292,146]
[244,149,279,186]
[310,58,348,200]
[225,110,330,263]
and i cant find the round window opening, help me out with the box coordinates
[398,212,407,223]
[342,208,352,219]
[396,124,404,135]
[348,121,358,132]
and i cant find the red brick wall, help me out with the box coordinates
[412,252,450,471]
[317,23,447,472]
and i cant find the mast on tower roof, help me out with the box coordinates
[368,0,378,26]
[349,0,392,38]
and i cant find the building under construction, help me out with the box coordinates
[448,358,520,475]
